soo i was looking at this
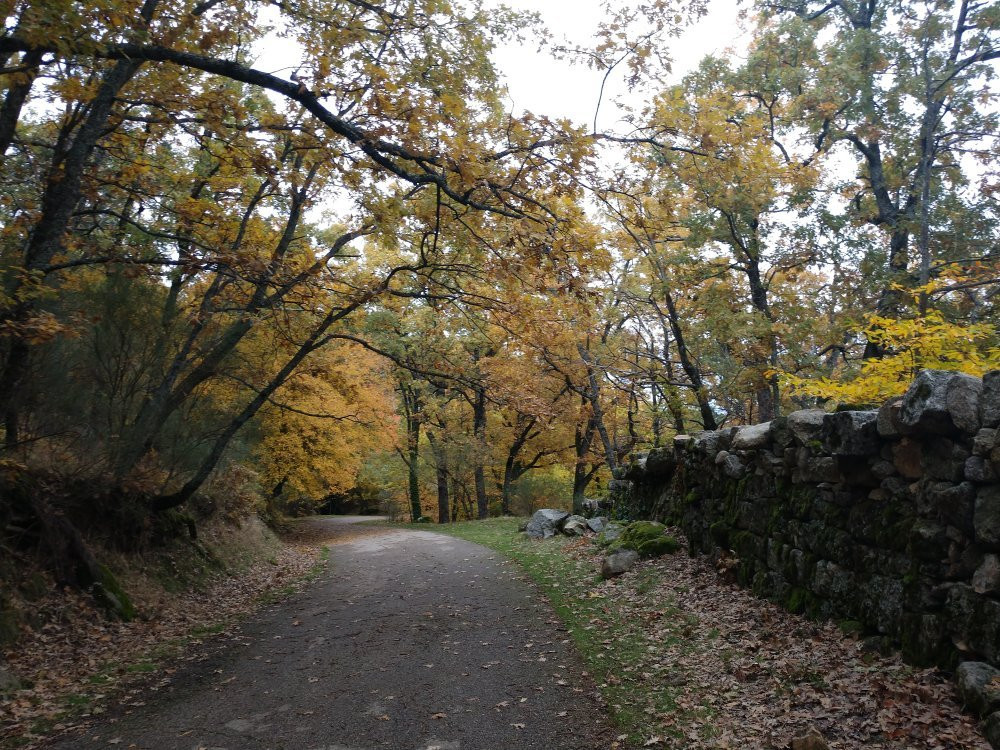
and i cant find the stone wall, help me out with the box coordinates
[612,369,1000,673]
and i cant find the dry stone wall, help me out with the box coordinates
[612,370,1000,676]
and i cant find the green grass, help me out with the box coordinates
[413,517,716,746]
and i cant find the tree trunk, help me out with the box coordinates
[659,289,717,430]
[427,431,449,524]
[744,248,780,422]
[472,384,488,519]
[0,48,44,156]
[576,344,619,476]
[571,413,598,514]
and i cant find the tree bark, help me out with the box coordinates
[427,431,449,524]
[472,383,488,519]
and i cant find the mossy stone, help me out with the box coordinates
[95,564,136,621]
[709,521,731,548]
[634,535,680,557]
[837,619,865,636]
[611,521,679,559]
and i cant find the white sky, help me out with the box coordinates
[488,0,747,131]
[254,0,748,133]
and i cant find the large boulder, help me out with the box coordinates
[561,515,590,536]
[524,508,569,539]
[644,447,676,478]
[714,450,746,479]
[612,521,680,558]
[822,410,879,456]
[732,421,772,451]
[900,370,982,435]
[586,516,609,533]
[787,409,828,445]
[693,430,725,458]
[956,661,1000,716]
[601,549,640,579]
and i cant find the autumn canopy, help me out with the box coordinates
[0,0,997,558]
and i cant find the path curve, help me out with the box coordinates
[46,518,616,750]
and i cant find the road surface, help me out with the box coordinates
[46,517,615,750]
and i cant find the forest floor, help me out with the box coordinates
[2,515,991,750]
[431,517,991,749]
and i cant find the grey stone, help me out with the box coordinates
[732,421,773,451]
[982,371,1000,428]
[787,409,828,445]
[715,450,746,479]
[877,397,905,438]
[900,370,982,435]
[601,549,640,579]
[859,575,904,634]
[955,661,1000,716]
[798,456,842,483]
[561,515,589,536]
[984,711,1000,749]
[644,447,676,477]
[967,456,998,483]
[949,374,984,434]
[586,516,608,533]
[909,521,949,561]
[693,430,724,457]
[597,523,624,547]
[622,453,648,480]
[924,481,976,534]
[975,428,998,456]
[976,486,1000,548]
[771,416,794,448]
[673,434,693,451]
[822,410,879,456]
[974,554,1000,595]
[871,460,896,479]
[924,438,971,482]
[812,560,855,607]
[524,508,570,539]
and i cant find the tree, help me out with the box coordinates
[751,0,1000,335]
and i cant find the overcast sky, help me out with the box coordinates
[488,0,746,131]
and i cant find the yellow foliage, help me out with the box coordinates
[784,300,1000,405]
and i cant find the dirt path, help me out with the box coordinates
[45,518,615,750]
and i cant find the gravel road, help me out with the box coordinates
[46,518,616,750]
